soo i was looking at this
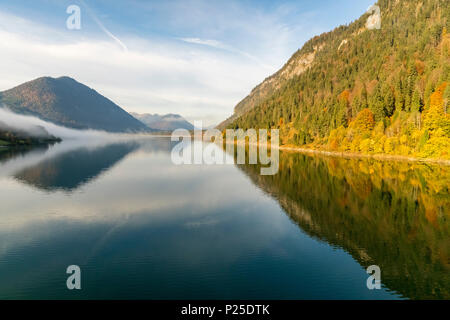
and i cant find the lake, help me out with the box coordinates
[0,137,448,299]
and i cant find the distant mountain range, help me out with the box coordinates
[131,112,194,131]
[0,76,149,133]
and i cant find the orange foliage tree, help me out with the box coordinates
[350,108,375,133]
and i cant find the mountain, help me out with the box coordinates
[222,0,450,159]
[131,112,194,131]
[218,35,322,129]
[0,76,148,133]
[0,120,61,146]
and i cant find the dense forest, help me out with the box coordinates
[226,0,450,159]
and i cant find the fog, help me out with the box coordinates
[0,106,114,140]
[0,107,145,178]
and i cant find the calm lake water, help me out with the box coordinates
[0,137,448,299]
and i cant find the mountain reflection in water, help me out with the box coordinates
[0,138,448,299]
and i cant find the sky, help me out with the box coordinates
[0,0,375,126]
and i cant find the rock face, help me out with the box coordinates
[217,43,323,130]
[0,76,149,133]
[131,112,194,131]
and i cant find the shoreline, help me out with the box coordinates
[279,145,450,166]
[222,139,450,166]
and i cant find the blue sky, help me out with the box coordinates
[0,0,375,125]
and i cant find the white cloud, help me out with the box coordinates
[179,37,224,49]
[0,0,316,127]
[0,10,281,126]
[179,37,275,71]
[0,0,374,127]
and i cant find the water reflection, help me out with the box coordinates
[13,143,138,192]
[237,153,450,299]
[0,137,175,192]
[0,138,448,299]
[0,145,50,164]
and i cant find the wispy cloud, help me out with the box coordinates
[0,0,376,126]
[80,0,128,52]
[179,37,275,71]
[180,37,224,49]
[0,11,269,126]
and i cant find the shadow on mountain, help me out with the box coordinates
[13,142,138,192]
[237,152,450,299]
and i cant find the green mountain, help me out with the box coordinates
[0,76,148,133]
[223,0,450,159]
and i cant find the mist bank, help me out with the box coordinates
[0,107,118,141]
[0,108,171,179]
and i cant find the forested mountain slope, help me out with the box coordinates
[0,77,148,133]
[225,0,450,159]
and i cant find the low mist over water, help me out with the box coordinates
[0,107,114,140]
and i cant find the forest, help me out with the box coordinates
[227,0,450,159]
